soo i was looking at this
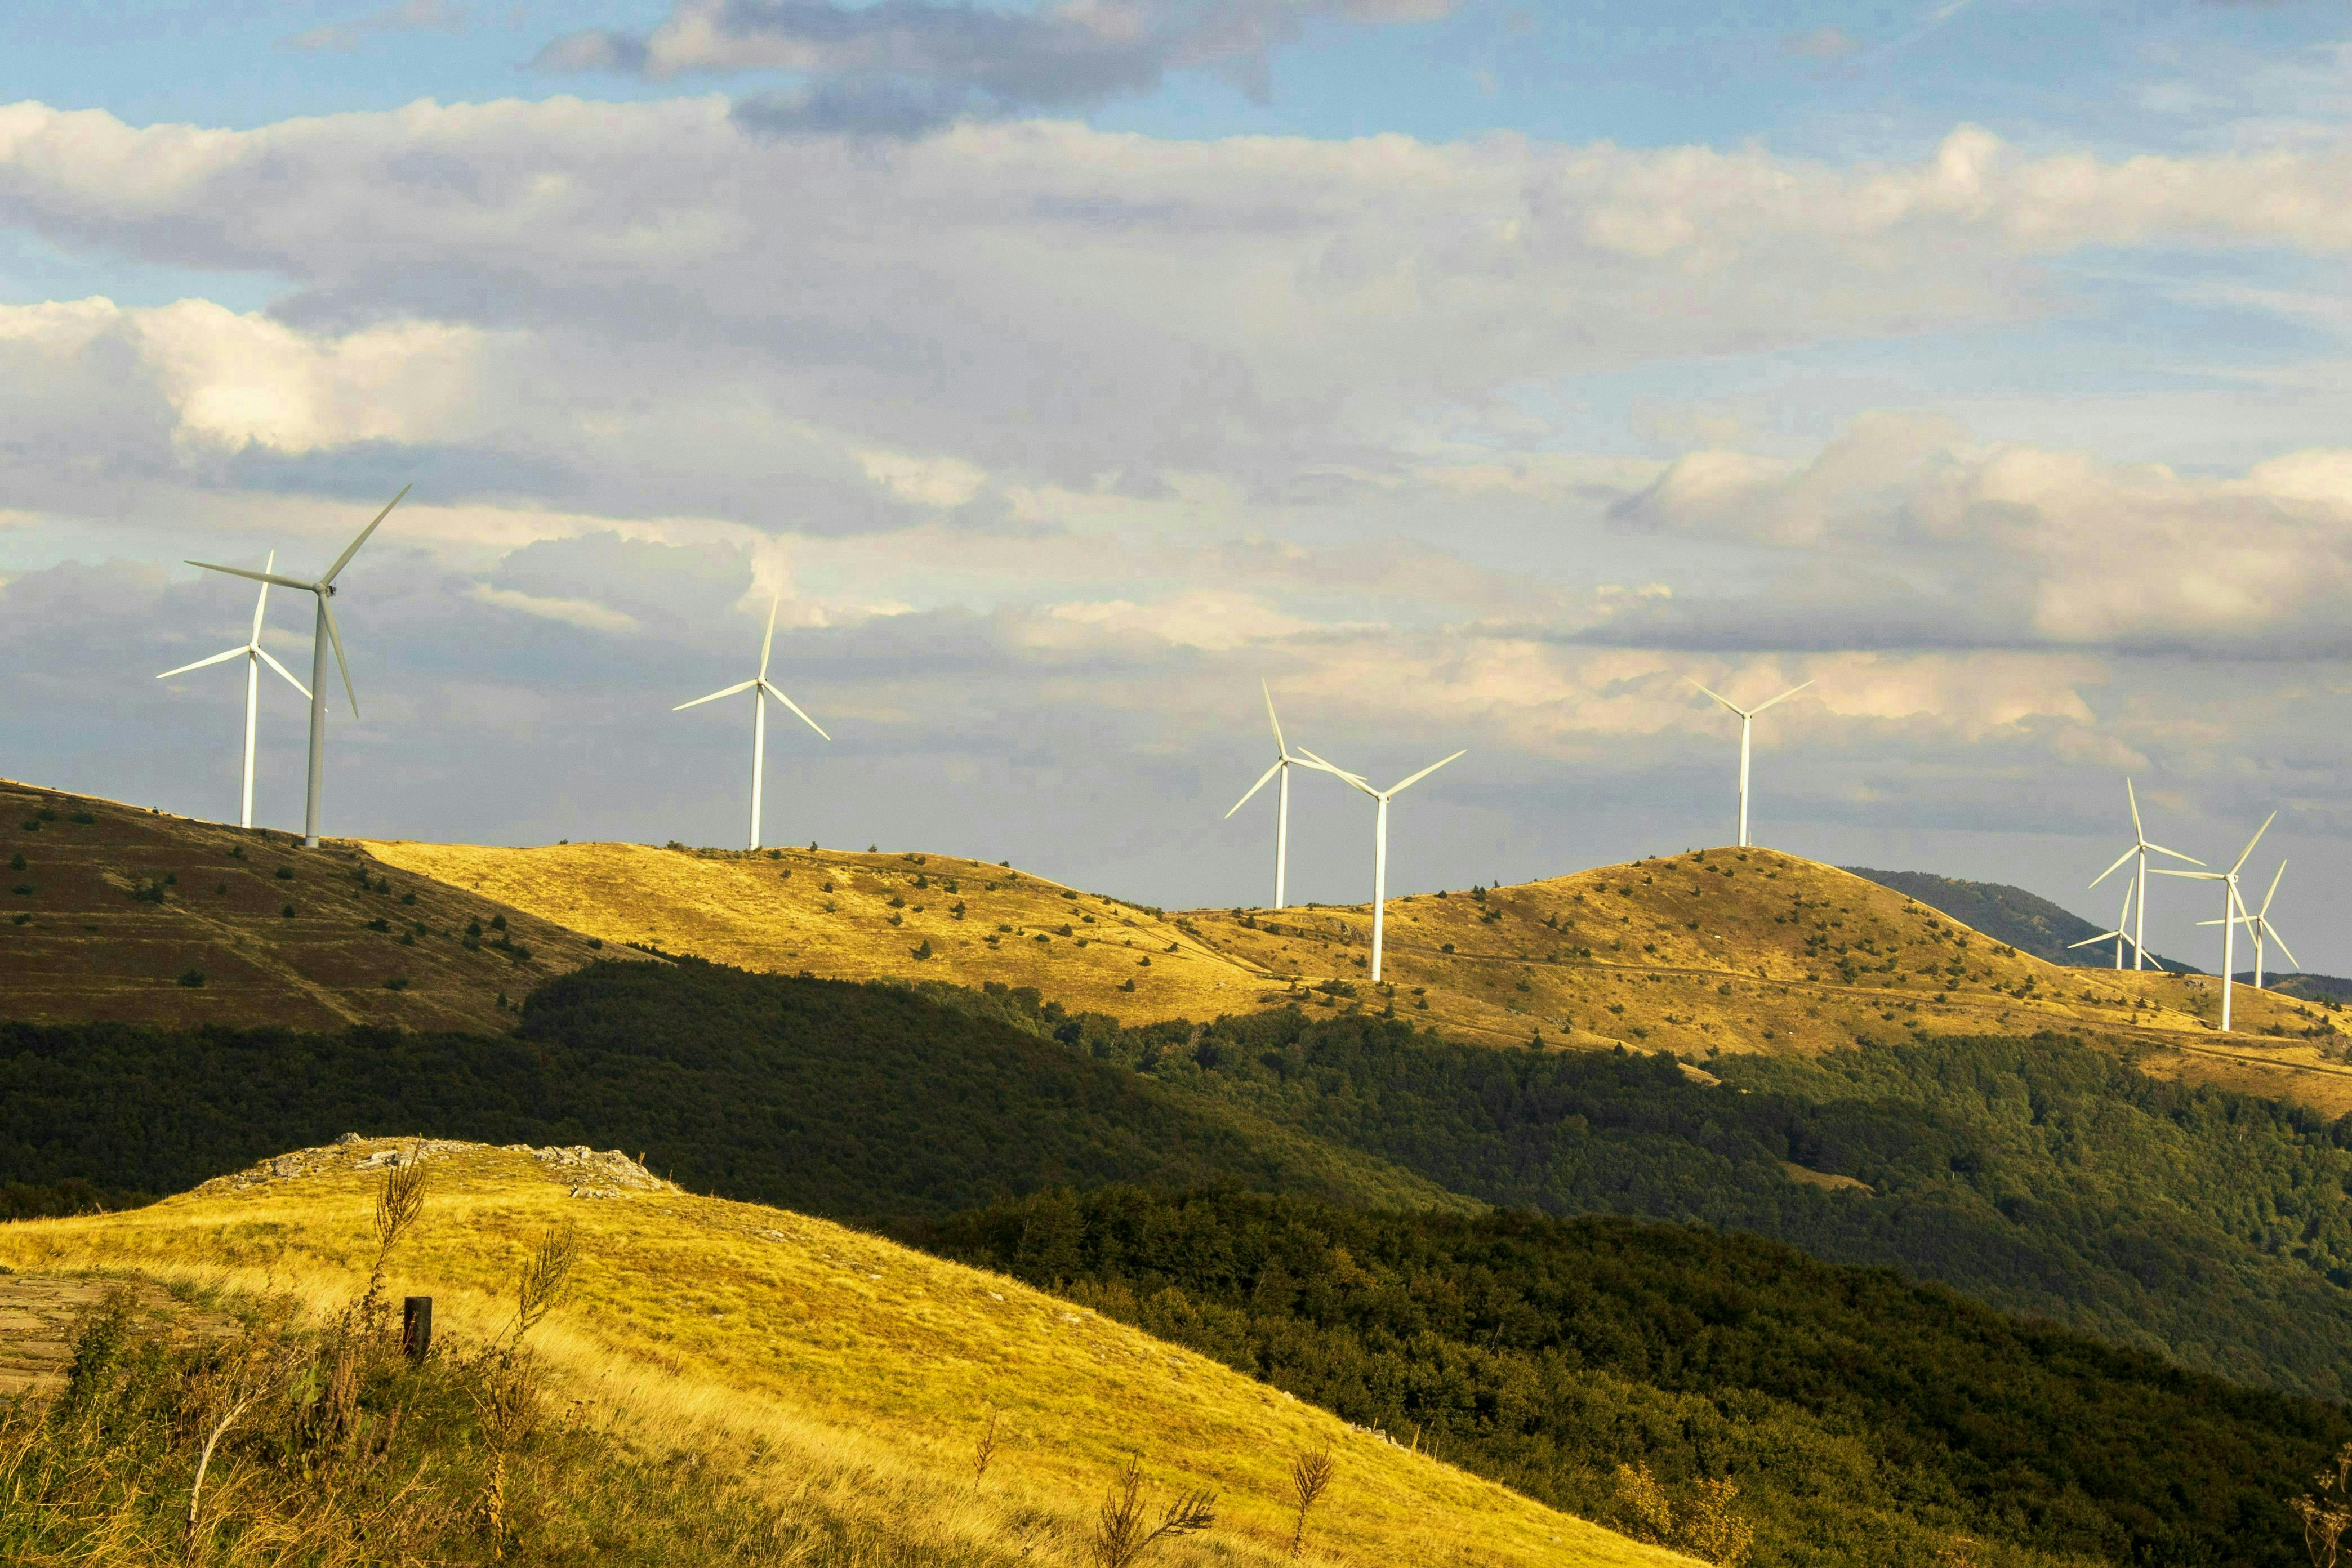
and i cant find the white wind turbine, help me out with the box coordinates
[2199,859,2296,991]
[1224,681,1322,910]
[1684,678,1812,848]
[2065,881,2149,972]
[2088,778,2200,972]
[156,550,313,830]
[186,486,409,848]
[674,595,828,851]
[1294,746,1464,984]
[2154,813,2274,1032]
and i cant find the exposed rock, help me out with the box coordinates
[194,1138,679,1197]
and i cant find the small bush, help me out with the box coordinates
[281,903,297,919]
[384,975,409,991]
[491,914,507,931]
[177,969,206,988]
[275,865,295,880]
[7,853,23,871]
[587,937,603,949]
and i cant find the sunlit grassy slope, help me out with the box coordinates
[0,1142,1687,1568]
[364,839,1275,1024]
[369,836,2352,1115]
[1,781,639,1033]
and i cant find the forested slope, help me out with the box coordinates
[915,1188,2351,1568]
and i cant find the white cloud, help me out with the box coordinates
[285,1,466,55]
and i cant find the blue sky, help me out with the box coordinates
[5,0,2352,974]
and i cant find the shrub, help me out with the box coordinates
[275,865,295,881]
[7,853,22,872]
[399,891,416,905]
[367,917,390,932]
[68,810,94,825]
[10,883,31,897]
[177,969,206,988]
[586,937,603,949]
[384,975,409,991]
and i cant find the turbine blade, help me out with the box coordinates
[1747,679,1814,715]
[249,549,275,642]
[2269,925,2299,972]
[1262,679,1286,755]
[2149,868,2219,880]
[1387,750,1467,795]
[1227,759,1285,819]
[322,484,410,585]
[758,594,781,680]
[2142,841,2202,866]
[156,645,248,679]
[672,678,758,712]
[1295,748,1376,795]
[2068,932,2124,948]
[2231,812,2277,876]
[759,679,830,741]
[2261,859,2286,915]
[319,596,358,719]
[2088,844,2137,888]
[2127,777,2144,840]
[1682,675,1743,715]
[188,560,314,591]
[255,645,312,699]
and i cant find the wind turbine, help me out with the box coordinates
[2065,881,2147,972]
[1684,678,1811,848]
[2154,813,2274,1032]
[2088,778,2200,971]
[2199,859,2296,990]
[1295,746,1464,983]
[674,595,828,851]
[186,486,409,848]
[156,551,313,830]
[1224,681,1322,910]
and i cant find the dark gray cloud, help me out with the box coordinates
[541,0,1459,136]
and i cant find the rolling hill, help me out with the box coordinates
[365,835,2352,1113]
[0,1137,1685,1568]
[1,777,641,1033]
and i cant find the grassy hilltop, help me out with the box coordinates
[0,1138,1683,1568]
[368,834,2352,1114]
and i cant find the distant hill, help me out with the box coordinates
[1842,865,2195,973]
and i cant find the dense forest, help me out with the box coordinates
[1133,1004,2352,1400]
[913,1187,2350,1568]
[0,959,1452,1219]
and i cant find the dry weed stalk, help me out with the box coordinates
[2295,1442,2352,1567]
[361,1145,430,1316]
[1286,1442,1335,1558]
[972,1406,1001,1490]
[1088,1455,1215,1568]
[506,1219,580,1349]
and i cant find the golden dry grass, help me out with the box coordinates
[368,833,2352,1115]
[0,1142,1692,1568]
[364,838,1277,1024]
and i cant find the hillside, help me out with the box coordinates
[16,963,2352,1401]
[1178,848,2352,1112]
[0,961,1460,1218]
[1,779,640,1033]
[916,1188,2352,1568]
[362,837,2352,1112]
[1843,866,2193,971]
[0,1138,1683,1568]
[366,837,1273,1024]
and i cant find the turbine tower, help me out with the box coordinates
[674,595,828,851]
[157,550,313,830]
[1224,681,1320,910]
[2154,813,2274,1032]
[1296,746,1464,983]
[2199,859,2296,990]
[2065,881,2147,972]
[2088,778,2199,971]
[1685,678,1811,848]
[187,485,409,848]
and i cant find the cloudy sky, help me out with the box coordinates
[6,0,2351,970]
